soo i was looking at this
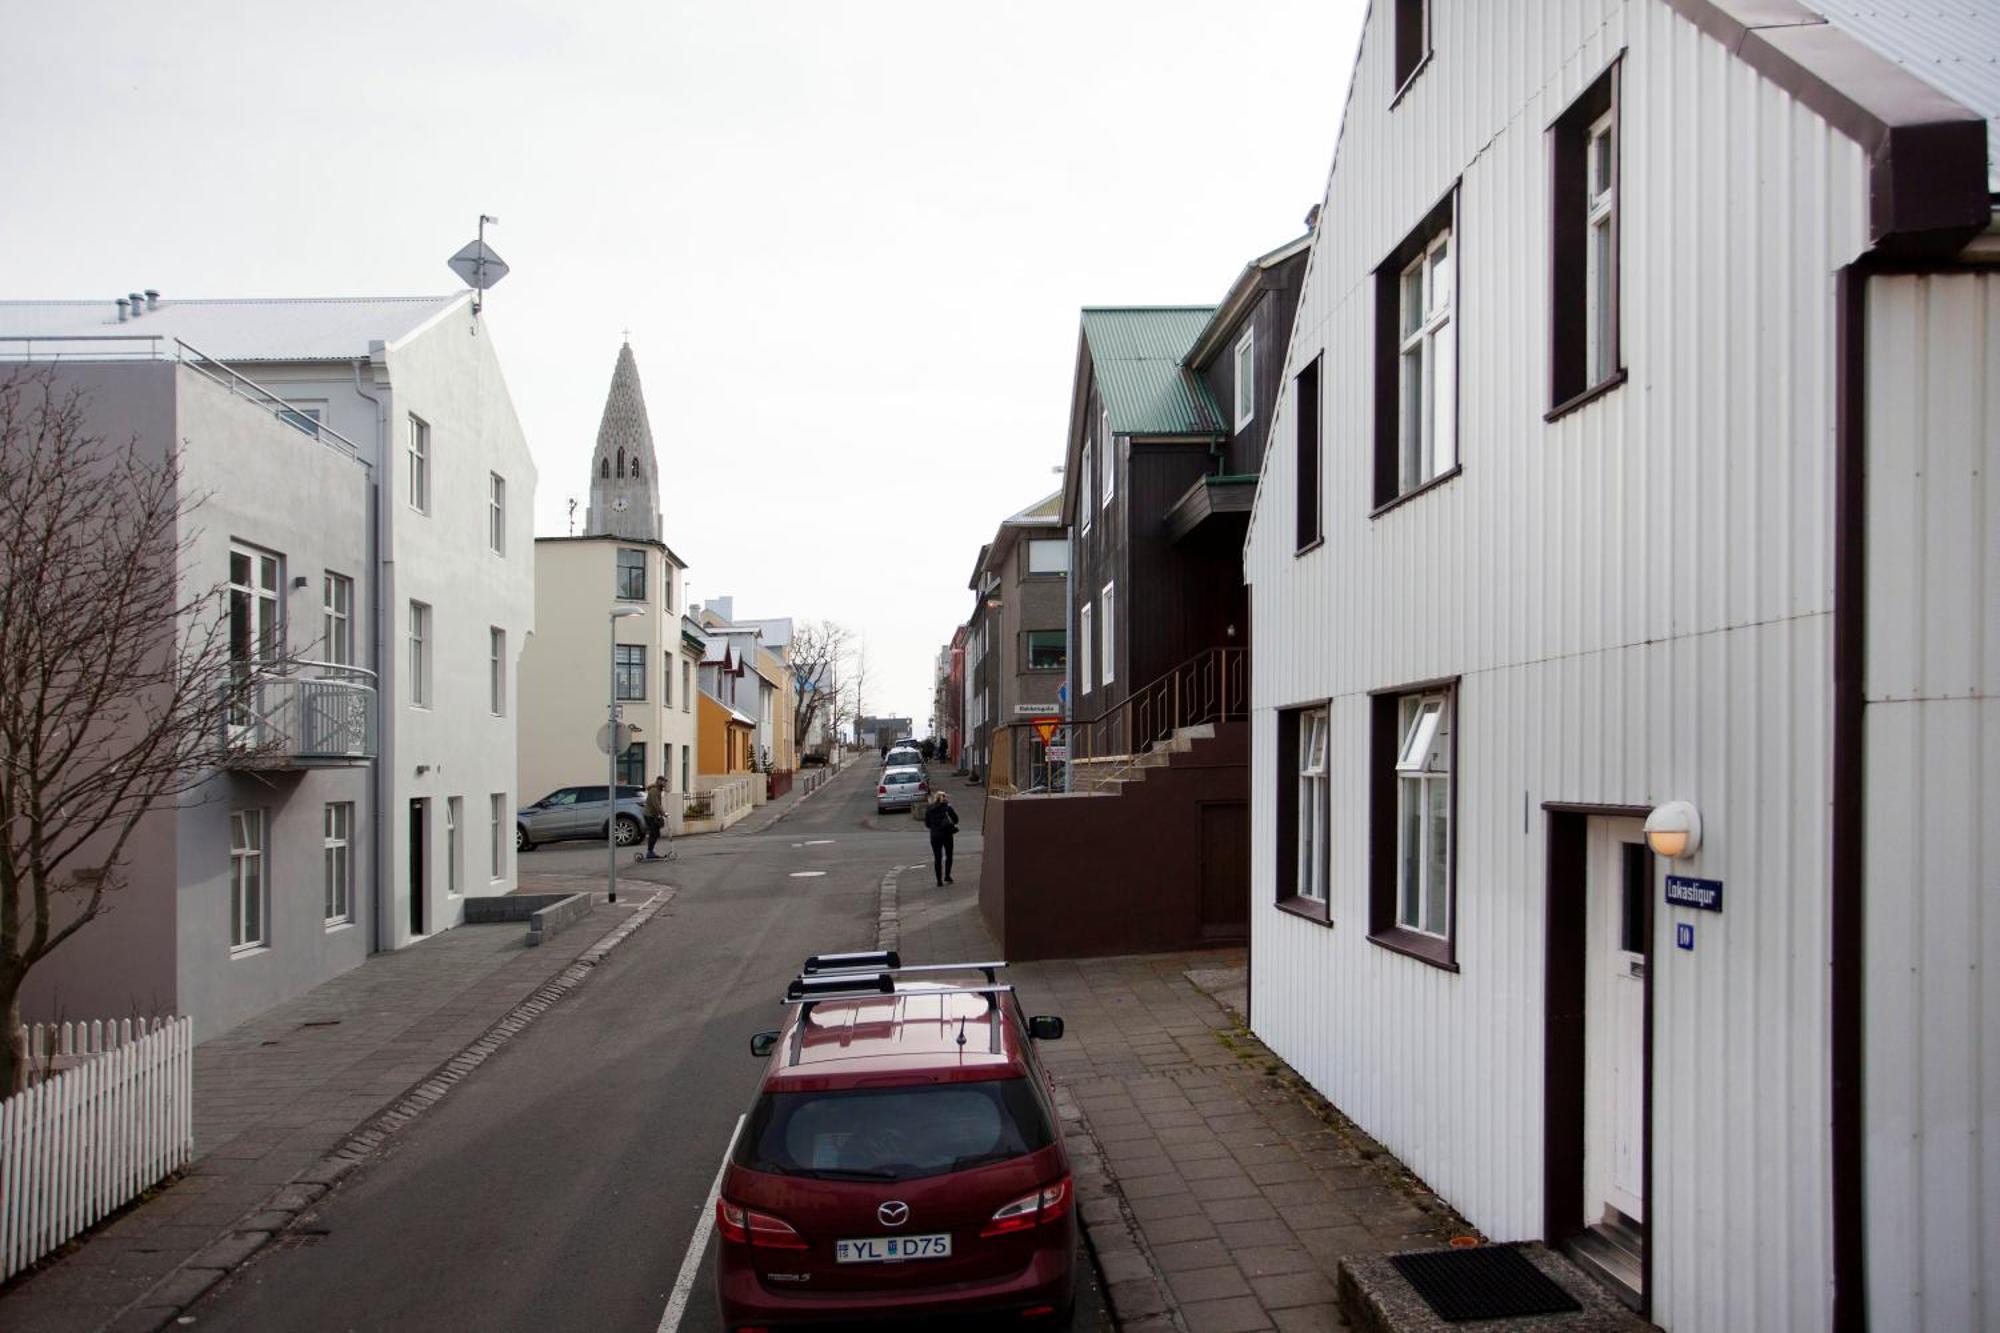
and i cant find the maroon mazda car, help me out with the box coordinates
[715,952,1074,1330]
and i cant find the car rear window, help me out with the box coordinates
[737,1078,1054,1183]
[885,770,920,784]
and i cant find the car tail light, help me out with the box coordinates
[980,1176,1071,1237]
[716,1199,808,1250]
[877,785,888,795]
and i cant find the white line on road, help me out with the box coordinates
[656,1113,745,1333]
[788,871,827,878]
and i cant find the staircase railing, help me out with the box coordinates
[1070,646,1247,764]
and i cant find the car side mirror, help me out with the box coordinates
[1027,1015,1065,1041]
[749,1030,781,1058]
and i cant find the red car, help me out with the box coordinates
[716,951,1074,1330]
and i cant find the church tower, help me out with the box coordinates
[583,342,663,541]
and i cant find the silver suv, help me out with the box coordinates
[517,785,647,851]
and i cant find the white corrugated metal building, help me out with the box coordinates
[1240,2,1995,1329]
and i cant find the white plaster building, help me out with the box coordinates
[517,345,701,831]
[1239,3,1996,1330]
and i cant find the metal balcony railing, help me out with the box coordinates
[225,662,377,767]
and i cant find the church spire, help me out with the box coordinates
[583,342,663,541]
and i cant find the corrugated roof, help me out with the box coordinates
[1080,308,1224,435]
[1803,0,2000,189]
[0,295,469,361]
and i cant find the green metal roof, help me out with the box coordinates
[1080,307,1224,435]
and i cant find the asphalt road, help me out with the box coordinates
[185,762,1104,1333]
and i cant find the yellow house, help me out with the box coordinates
[754,645,797,772]
[697,691,755,776]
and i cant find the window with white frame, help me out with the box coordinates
[489,627,506,715]
[1100,582,1115,685]
[1100,410,1115,507]
[1549,63,1623,412]
[1396,229,1455,495]
[229,546,281,728]
[408,414,430,514]
[324,802,353,925]
[277,403,324,437]
[1079,440,1093,535]
[323,572,353,667]
[1234,330,1255,431]
[489,793,506,880]
[489,473,506,554]
[1585,113,1615,384]
[681,659,692,712]
[1079,603,1094,694]
[1298,708,1330,901]
[445,796,462,895]
[1027,539,1068,575]
[1394,0,1430,93]
[408,601,432,707]
[230,809,266,951]
[1393,692,1451,937]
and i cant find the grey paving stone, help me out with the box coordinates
[1250,1268,1340,1310]
[1181,1293,1278,1333]
[1167,1263,1254,1303]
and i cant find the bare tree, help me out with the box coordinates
[787,618,851,755]
[0,369,239,1093]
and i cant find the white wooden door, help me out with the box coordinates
[1583,818,1647,1225]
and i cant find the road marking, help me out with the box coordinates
[656,1113,745,1333]
[803,839,835,846]
[788,870,827,878]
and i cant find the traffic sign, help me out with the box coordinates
[1032,717,1061,746]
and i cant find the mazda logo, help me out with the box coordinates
[877,1201,909,1227]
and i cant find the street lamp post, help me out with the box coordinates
[608,605,645,903]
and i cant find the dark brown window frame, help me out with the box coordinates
[1275,701,1333,926]
[1547,58,1624,418]
[1295,355,1323,553]
[1373,188,1460,510]
[1392,0,1431,102]
[1367,676,1460,971]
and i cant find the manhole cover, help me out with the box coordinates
[1389,1245,1583,1321]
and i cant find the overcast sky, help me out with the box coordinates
[0,0,1365,726]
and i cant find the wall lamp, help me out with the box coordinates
[1644,801,1703,860]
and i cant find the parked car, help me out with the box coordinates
[720,953,1072,1329]
[516,785,646,851]
[877,765,928,813]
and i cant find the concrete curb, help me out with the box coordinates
[101,891,672,1333]
[875,862,917,953]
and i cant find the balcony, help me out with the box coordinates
[225,664,377,769]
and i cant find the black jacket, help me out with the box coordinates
[923,801,959,836]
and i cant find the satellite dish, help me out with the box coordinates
[596,721,641,754]
[448,215,508,312]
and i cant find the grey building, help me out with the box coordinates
[966,491,1066,791]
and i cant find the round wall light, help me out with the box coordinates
[1644,800,1703,860]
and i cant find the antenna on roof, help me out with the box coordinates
[446,214,510,316]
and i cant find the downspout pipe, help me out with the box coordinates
[352,355,391,954]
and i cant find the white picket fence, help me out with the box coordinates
[1,1016,194,1280]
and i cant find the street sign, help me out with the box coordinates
[1032,717,1061,746]
[1664,875,1723,912]
[447,238,510,291]
[1012,703,1049,714]
[1044,745,1069,762]
[596,721,641,754]
[1056,682,1068,706]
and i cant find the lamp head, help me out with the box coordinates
[610,606,644,620]
[1644,800,1702,860]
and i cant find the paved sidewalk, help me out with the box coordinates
[0,893,662,1333]
[891,880,1473,1333]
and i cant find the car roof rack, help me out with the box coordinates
[781,965,1015,1064]
[798,955,1007,986]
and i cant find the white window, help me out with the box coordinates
[278,402,325,437]
[229,546,281,730]
[1585,110,1616,386]
[489,472,506,554]
[1100,410,1115,507]
[230,809,266,952]
[682,659,692,712]
[1100,582,1116,685]
[1397,230,1455,492]
[445,796,462,896]
[489,793,506,881]
[1298,708,1329,901]
[1394,693,1452,937]
[408,414,430,514]
[324,802,353,925]
[1080,441,1093,535]
[1027,539,1068,575]
[1234,330,1256,431]
[323,572,353,667]
[489,627,506,716]
[408,601,432,708]
[1080,603,1094,694]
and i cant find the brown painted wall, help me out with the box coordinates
[981,722,1249,960]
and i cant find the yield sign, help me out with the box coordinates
[1032,717,1061,746]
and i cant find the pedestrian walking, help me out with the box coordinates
[642,776,673,861]
[924,791,959,886]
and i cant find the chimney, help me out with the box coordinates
[127,292,145,318]
[144,289,160,311]
[115,298,129,323]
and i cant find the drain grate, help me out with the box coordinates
[1390,1244,1584,1322]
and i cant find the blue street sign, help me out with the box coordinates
[1056,682,1068,705]
[1676,923,1695,951]
[1664,875,1724,912]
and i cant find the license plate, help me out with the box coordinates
[835,1233,953,1263]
